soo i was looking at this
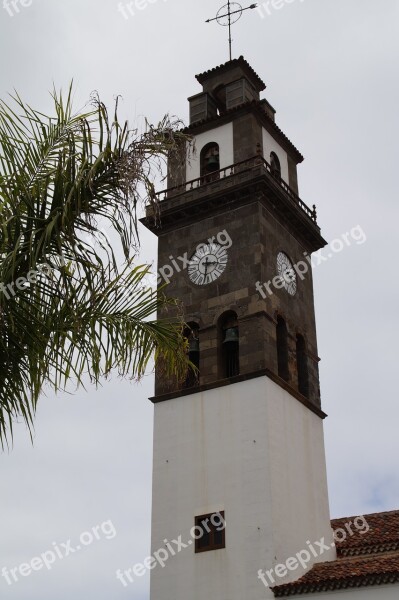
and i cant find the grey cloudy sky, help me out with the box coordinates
[0,0,398,598]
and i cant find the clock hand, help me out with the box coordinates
[207,260,225,266]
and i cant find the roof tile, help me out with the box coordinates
[273,510,399,596]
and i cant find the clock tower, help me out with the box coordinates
[142,57,335,600]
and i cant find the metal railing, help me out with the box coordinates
[155,156,318,223]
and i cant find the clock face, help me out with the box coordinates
[277,252,297,296]
[188,243,228,285]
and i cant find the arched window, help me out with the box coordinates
[184,323,200,388]
[200,143,220,182]
[296,334,309,397]
[213,84,227,112]
[219,311,239,379]
[276,316,289,381]
[270,152,281,180]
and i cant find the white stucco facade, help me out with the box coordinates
[186,122,234,182]
[282,584,399,600]
[150,376,335,600]
[185,122,292,191]
[262,127,289,184]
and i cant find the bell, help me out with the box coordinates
[223,327,239,344]
[188,337,200,353]
[205,155,219,172]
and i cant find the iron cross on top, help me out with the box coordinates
[206,2,258,61]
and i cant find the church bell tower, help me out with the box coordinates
[142,56,335,600]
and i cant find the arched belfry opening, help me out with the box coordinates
[276,315,289,381]
[183,323,200,388]
[270,151,281,179]
[296,334,309,397]
[200,142,220,182]
[212,84,227,113]
[218,311,240,379]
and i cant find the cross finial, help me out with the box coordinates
[206,2,258,62]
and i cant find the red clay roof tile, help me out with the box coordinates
[272,510,399,596]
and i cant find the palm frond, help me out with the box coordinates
[0,84,191,447]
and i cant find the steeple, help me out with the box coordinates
[143,58,335,600]
[142,57,326,404]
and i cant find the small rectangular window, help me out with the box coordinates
[194,511,226,553]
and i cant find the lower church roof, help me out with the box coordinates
[273,510,399,596]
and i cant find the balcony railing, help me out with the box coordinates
[155,156,318,224]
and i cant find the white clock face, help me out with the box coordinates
[277,252,297,296]
[188,243,228,285]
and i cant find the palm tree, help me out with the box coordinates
[0,85,190,447]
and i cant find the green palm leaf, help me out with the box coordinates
[0,84,190,447]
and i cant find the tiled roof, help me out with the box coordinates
[273,554,399,596]
[272,510,399,597]
[196,56,266,91]
[332,511,399,557]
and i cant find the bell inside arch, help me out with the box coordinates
[205,154,220,172]
[223,327,239,344]
[188,336,200,353]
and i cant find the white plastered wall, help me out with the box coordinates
[186,122,234,182]
[150,376,335,600]
[283,584,399,600]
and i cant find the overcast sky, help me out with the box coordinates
[1,0,398,598]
